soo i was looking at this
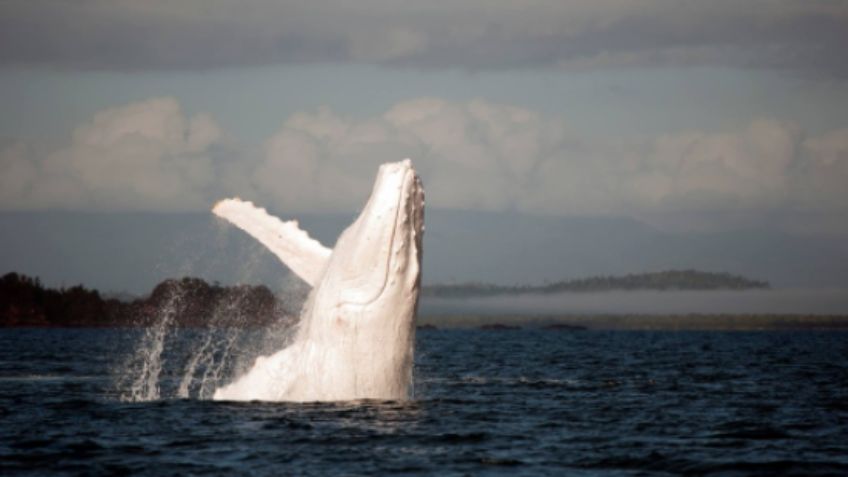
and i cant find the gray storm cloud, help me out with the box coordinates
[1,1,847,76]
[2,97,847,222]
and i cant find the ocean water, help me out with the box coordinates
[1,328,847,476]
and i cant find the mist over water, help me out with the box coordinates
[422,289,848,315]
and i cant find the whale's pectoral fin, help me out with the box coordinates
[213,198,331,286]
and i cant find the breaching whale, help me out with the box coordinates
[211,159,424,402]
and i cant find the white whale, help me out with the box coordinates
[211,159,424,402]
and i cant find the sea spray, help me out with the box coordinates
[119,284,301,401]
[176,331,214,398]
[176,294,248,399]
[117,219,304,402]
[121,284,183,402]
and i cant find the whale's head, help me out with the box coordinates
[319,158,424,312]
[294,159,423,399]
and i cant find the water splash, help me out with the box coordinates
[120,285,182,402]
[117,220,303,402]
[119,286,300,402]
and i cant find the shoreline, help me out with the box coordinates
[2,313,848,331]
[418,313,848,331]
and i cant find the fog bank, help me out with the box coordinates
[421,289,848,316]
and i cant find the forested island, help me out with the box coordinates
[0,272,295,327]
[422,270,769,298]
[6,270,843,331]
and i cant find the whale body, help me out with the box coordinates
[211,159,424,402]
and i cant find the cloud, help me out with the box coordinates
[1,1,847,77]
[2,96,847,225]
[255,99,848,218]
[795,127,848,210]
[254,99,567,212]
[0,97,229,211]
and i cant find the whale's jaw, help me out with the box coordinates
[323,159,424,308]
[211,159,424,402]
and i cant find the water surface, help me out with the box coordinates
[1,328,847,475]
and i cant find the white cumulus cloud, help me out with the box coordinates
[254,99,848,218]
[2,96,847,227]
[0,97,227,211]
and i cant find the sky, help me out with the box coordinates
[1,1,848,290]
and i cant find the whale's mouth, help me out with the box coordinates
[336,160,420,307]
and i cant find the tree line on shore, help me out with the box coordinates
[422,269,769,298]
[2,269,771,327]
[0,272,296,327]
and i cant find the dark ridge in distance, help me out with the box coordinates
[6,271,844,330]
[0,272,300,328]
[422,269,769,298]
[479,323,522,331]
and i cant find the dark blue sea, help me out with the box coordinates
[1,328,847,476]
